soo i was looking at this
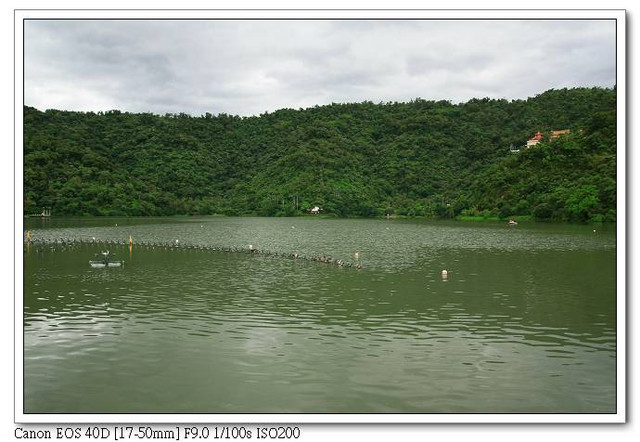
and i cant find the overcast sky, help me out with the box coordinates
[24,19,616,116]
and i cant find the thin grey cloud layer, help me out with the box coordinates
[24,19,616,116]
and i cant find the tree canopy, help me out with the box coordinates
[23,87,616,222]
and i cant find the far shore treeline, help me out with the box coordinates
[24,87,616,222]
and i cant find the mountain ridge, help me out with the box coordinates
[23,87,616,222]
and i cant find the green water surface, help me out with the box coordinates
[23,217,617,413]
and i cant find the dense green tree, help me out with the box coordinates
[23,87,616,222]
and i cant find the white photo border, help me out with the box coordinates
[14,8,626,425]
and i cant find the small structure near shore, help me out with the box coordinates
[28,207,51,218]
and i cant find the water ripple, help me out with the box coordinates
[23,218,617,413]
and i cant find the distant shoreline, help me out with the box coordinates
[23,213,612,224]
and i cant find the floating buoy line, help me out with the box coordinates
[24,236,362,269]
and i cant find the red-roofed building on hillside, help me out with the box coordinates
[518,129,572,152]
[526,131,543,148]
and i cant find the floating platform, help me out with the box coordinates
[89,251,124,268]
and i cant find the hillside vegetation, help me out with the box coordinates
[23,87,616,222]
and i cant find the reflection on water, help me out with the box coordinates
[23,217,616,413]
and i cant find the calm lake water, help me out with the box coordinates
[22,217,617,414]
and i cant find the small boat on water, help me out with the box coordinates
[90,250,124,268]
[508,219,518,226]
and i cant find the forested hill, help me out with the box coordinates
[23,87,617,222]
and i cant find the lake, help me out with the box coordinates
[22,216,617,414]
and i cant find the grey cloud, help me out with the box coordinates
[24,19,616,116]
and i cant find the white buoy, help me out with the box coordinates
[441,269,448,279]
[249,244,253,250]
[175,239,179,244]
[355,252,360,259]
